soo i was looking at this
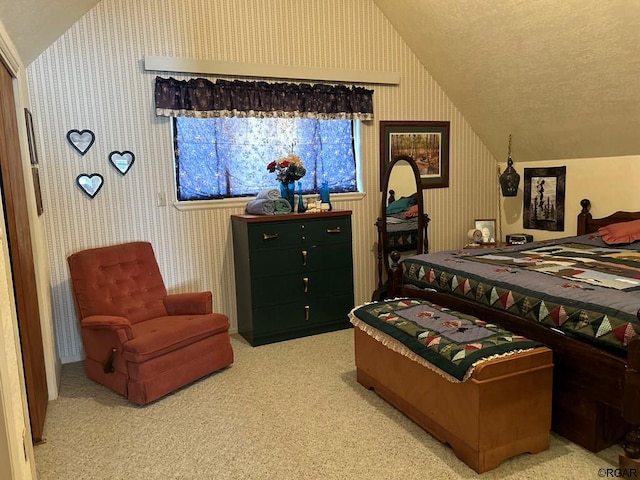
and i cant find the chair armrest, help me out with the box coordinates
[79,316,134,372]
[81,315,134,341]
[164,292,213,315]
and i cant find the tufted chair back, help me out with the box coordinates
[68,241,169,324]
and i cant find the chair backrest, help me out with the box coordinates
[67,241,169,324]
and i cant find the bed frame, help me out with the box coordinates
[387,199,640,461]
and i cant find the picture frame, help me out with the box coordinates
[380,120,450,190]
[474,218,497,244]
[523,166,566,231]
[31,166,43,216]
[24,108,39,165]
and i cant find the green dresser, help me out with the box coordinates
[231,210,354,346]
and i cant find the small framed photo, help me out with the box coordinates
[474,218,496,244]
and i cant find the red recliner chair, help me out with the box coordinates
[67,241,234,404]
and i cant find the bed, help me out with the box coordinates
[386,199,640,458]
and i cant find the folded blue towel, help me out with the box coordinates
[245,199,275,215]
[256,188,281,200]
[274,198,292,214]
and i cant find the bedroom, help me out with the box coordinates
[1,1,640,478]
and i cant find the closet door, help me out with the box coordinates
[0,61,47,443]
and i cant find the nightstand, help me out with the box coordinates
[463,242,507,249]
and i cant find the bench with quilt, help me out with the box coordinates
[350,298,553,473]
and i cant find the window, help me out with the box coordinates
[173,116,360,201]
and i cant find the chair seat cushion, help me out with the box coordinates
[122,313,229,363]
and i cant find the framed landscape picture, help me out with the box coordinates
[380,121,450,190]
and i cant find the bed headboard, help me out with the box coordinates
[577,198,640,235]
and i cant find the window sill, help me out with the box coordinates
[172,191,367,211]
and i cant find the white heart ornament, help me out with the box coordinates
[109,151,135,175]
[67,129,95,156]
[76,174,104,198]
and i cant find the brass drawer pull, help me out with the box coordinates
[263,233,279,240]
[304,305,310,321]
[303,277,309,293]
[301,250,308,266]
[327,227,341,234]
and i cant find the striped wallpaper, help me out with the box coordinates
[26,0,497,362]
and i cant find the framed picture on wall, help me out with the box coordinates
[31,166,43,216]
[523,166,566,231]
[24,108,39,165]
[379,121,450,190]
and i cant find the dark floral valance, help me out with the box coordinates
[154,76,374,120]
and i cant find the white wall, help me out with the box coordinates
[26,0,498,363]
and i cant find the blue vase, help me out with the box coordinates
[319,181,332,211]
[296,182,307,213]
[280,183,295,212]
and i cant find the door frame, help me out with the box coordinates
[0,29,42,479]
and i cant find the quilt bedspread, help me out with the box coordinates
[350,298,542,382]
[402,234,640,356]
[386,215,420,252]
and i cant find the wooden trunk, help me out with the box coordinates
[354,327,554,473]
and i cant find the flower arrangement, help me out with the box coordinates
[267,153,306,185]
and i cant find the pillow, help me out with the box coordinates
[402,204,419,218]
[598,219,640,245]
[386,197,417,214]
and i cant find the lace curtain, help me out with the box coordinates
[154,77,374,120]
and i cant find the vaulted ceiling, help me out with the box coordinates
[372,0,640,162]
[1,0,639,163]
[0,0,99,67]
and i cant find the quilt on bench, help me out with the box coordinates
[402,234,640,357]
[350,298,542,382]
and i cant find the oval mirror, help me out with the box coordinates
[373,155,428,300]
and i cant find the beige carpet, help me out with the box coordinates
[34,329,620,479]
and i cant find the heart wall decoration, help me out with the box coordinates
[109,150,135,175]
[67,129,95,156]
[76,173,104,199]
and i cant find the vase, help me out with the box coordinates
[296,182,307,213]
[280,182,295,212]
[319,181,332,211]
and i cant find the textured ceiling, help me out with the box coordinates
[0,0,99,66]
[1,0,639,162]
[372,0,640,162]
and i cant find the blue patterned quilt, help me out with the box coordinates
[402,234,640,356]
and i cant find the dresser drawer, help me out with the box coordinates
[250,266,353,307]
[246,215,352,251]
[251,293,354,337]
[250,242,352,277]
[302,216,352,245]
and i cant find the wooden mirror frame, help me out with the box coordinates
[373,155,429,300]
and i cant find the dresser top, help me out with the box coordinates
[232,210,352,223]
